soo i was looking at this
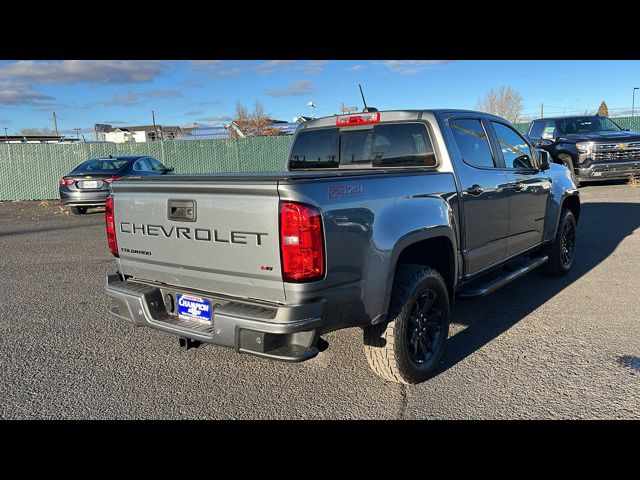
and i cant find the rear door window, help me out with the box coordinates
[147,157,167,171]
[73,159,128,173]
[289,123,436,169]
[133,158,153,172]
[449,118,496,168]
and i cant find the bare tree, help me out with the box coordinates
[476,85,523,123]
[18,127,57,136]
[229,101,280,138]
[597,101,609,117]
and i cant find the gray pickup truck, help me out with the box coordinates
[104,109,580,384]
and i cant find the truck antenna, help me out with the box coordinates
[359,84,368,111]
[358,84,378,113]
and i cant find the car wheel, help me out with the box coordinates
[70,206,87,215]
[363,264,450,384]
[543,208,577,277]
[558,154,580,187]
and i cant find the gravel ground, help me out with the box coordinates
[0,183,638,419]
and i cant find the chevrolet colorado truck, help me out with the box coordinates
[527,114,640,186]
[104,109,580,384]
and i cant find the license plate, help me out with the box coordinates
[176,294,212,323]
[83,180,98,189]
[592,172,603,177]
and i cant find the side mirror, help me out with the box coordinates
[623,127,632,132]
[537,149,551,171]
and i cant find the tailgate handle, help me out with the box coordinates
[168,200,196,222]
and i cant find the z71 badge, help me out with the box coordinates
[328,184,364,199]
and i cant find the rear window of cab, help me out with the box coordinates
[289,122,437,169]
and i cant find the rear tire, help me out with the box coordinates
[363,265,450,384]
[558,154,580,187]
[70,206,87,215]
[543,208,577,277]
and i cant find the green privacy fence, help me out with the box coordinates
[0,136,293,201]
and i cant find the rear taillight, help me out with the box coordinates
[59,178,75,186]
[280,202,324,282]
[336,111,380,126]
[105,196,118,257]
[103,177,119,184]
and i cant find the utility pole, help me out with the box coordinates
[52,112,59,136]
[152,110,158,141]
[541,103,544,119]
[307,101,316,119]
[632,87,639,120]
[4,127,8,142]
[74,128,81,140]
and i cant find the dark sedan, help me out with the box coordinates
[59,155,173,214]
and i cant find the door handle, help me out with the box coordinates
[466,185,484,196]
[511,182,524,192]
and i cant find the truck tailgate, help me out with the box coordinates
[111,180,285,303]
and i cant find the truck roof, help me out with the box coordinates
[300,109,508,130]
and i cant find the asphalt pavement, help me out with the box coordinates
[0,183,638,419]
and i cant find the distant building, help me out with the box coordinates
[176,119,301,141]
[95,124,183,143]
[176,126,230,140]
[0,135,80,144]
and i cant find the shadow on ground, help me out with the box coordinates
[437,200,640,376]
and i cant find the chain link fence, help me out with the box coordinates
[0,137,292,201]
[2,115,640,201]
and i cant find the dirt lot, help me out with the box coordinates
[0,182,638,419]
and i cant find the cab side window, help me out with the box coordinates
[450,118,496,168]
[491,122,535,170]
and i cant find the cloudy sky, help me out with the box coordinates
[0,60,639,135]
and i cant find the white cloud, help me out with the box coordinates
[346,64,367,72]
[0,60,167,85]
[297,60,328,74]
[0,82,52,105]
[189,60,225,69]
[216,68,242,77]
[256,60,296,75]
[100,89,183,107]
[375,60,454,75]
[266,80,314,97]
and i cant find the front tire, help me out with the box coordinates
[558,154,580,187]
[363,265,451,384]
[543,208,577,276]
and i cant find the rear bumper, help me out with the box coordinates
[577,161,640,181]
[60,189,110,206]
[104,272,324,362]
